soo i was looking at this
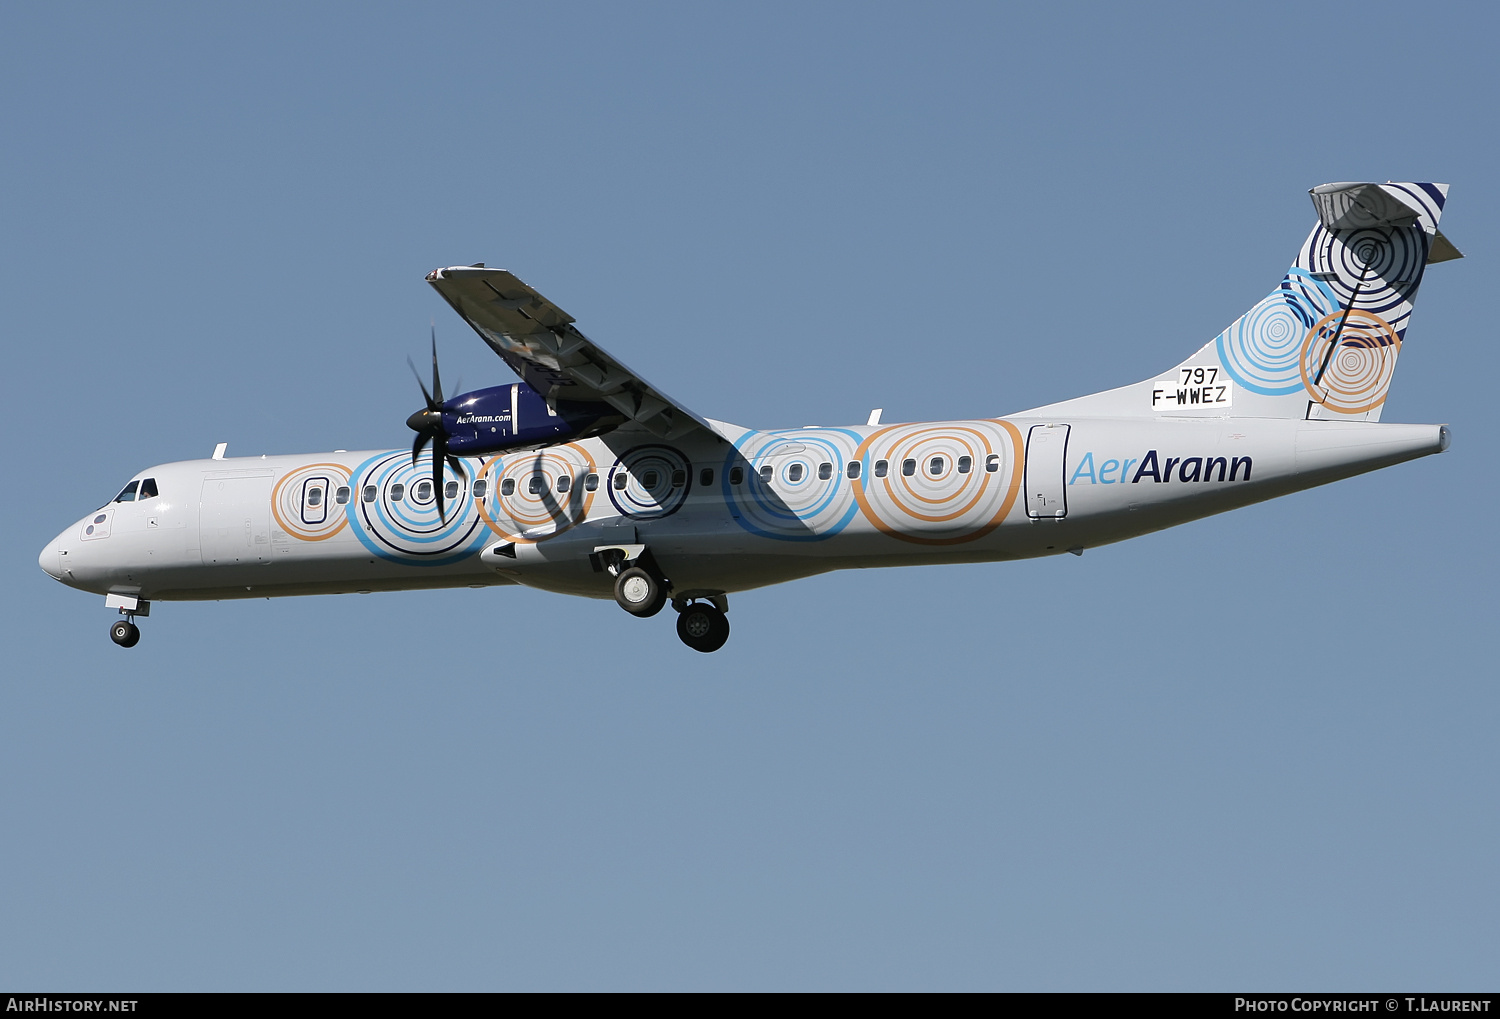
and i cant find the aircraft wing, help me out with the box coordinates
[426,266,712,440]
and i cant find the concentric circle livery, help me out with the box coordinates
[347,452,487,564]
[478,443,596,542]
[852,420,1025,545]
[1217,271,1339,396]
[608,445,691,520]
[1300,310,1402,414]
[725,429,861,540]
[1306,224,1426,331]
[271,462,351,541]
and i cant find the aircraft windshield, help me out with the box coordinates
[114,481,140,503]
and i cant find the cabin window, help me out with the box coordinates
[472,480,487,499]
[390,483,405,502]
[671,469,686,488]
[759,465,773,483]
[818,462,833,480]
[874,460,888,478]
[928,456,944,475]
[335,486,351,504]
[613,472,629,491]
[846,461,861,479]
[787,463,804,483]
[700,468,713,486]
[528,476,545,495]
[362,485,377,502]
[138,478,159,499]
[114,481,139,503]
[985,454,1000,473]
[301,477,330,525]
[415,481,432,501]
[501,478,516,496]
[445,481,459,500]
[642,469,660,488]
[902,459,916,477]
[730,467,744,485]
[585,473,599,492]
[556,475,571,493]
[957,456,972,474]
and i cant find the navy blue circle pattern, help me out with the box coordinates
[1307,225,1425,330]
[607,445,691,520]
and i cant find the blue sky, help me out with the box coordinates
[2,1,1497,990]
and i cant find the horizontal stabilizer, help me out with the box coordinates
[1309,183,1458,262]
[1311,182,1425,229]
[1428,229,1463,264]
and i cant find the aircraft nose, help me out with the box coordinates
[39,534,64,581]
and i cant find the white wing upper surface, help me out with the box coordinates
[426,266,712,440]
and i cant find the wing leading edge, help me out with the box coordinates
[426,266,712,440]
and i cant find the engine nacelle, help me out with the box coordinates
[440,382,614,455]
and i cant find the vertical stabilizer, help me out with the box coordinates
[1025,182,1459,421]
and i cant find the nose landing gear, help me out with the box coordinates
[110,618,140,647]
[104,593,148,648]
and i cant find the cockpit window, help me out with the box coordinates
[138,478,159,499]
[114,481,140,503]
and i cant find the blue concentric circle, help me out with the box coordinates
[1216,270,1337,395]
[347,451,487,564]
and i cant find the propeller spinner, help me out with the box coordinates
[406,328,465,521]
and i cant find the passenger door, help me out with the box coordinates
[1024,423,1071,519]
[200,475,273,564]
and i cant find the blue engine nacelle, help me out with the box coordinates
[439,382,614,455]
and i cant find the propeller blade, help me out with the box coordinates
[411,431,430,466]
[430,326,444,406]
[407,356,437,410]
[433,434,447,521]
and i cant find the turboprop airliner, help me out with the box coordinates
[40,181,1460,652]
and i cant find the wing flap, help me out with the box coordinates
[426,266,711,439]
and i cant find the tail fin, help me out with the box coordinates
[1028,182,1460,421]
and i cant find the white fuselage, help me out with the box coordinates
[39,415,1447,606]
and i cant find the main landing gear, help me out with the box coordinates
[597,544,730,652]
[614,566,667,617]
[675,600,729,654]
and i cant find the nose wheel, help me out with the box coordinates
[110,619,140,647]
[676,601,729,653]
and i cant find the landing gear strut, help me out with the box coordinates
[676,601,730,653]
[110,619,140,647]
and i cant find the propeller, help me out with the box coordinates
[405,327,465,521]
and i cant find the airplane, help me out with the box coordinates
[39,181,1460,653]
